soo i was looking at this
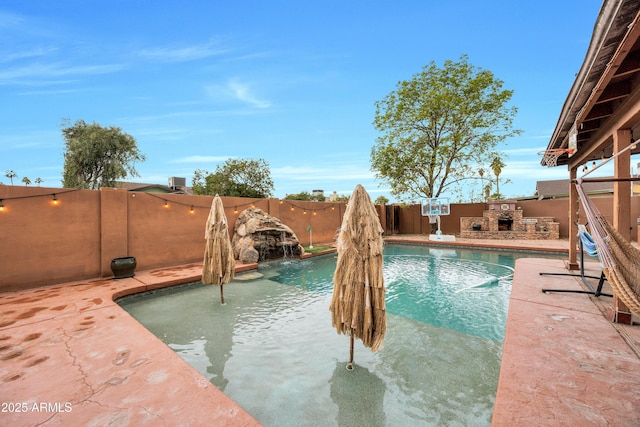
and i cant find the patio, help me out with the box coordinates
[1,237,639,426]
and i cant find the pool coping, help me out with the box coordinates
[1,239,639,426]
[0,261,262,427]
[492,257,640,426]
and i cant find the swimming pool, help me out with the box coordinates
[118,244,559,426]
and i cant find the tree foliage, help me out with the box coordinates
[374,195,389,205]
[371,55,521,202]
[5,170,17,185]
[490,155,506,197]
[285,191,326,201]
[61,120,145,189]
[192,158,274,198]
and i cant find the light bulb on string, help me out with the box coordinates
[190,205,194,214]
[164,200,169,208]
[52,194,58,205]
[0,200,4,211]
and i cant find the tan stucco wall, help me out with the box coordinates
[0,187,350,292]
[2,185,638,292]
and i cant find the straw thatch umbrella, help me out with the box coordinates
[202,195,235,304]
[329,184,386,370]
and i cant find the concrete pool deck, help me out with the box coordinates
[1,237,639,426]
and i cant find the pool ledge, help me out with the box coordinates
[0,261,261,427]
[492,257,640,426]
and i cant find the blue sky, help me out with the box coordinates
[1,1,606,202]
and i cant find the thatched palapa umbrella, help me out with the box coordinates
[329,184,386,370]
[202,195,235,304]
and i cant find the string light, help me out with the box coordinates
[0,190,342,217]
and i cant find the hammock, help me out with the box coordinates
[575,180,640,314]
[578,224,598,257]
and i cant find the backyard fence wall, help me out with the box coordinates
[1,185,638,292]
[0,186,347,292]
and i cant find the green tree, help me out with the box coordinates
[61,120,145,189]
[21,177,31,186]
[5,170,17,185]
[192,158,274,198]
[34,177,43,186]
[285,191,313,201]
[490,155,506,198]
[285,191,326,201]
[374,195,390,205]
[371,55,521,202]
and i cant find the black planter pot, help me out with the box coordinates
[111,256,137,279]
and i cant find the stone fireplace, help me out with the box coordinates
[460,200,559,240]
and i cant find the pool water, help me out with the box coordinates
[118,244,557,426]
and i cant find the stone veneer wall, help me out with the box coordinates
[460,208,560,240]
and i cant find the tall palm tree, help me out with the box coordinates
[478,168,486,201]
[5,170,17,186]
[490,156,506,198]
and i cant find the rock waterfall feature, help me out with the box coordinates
[231,208,304,263]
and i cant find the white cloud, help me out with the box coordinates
[2,47,57,63]
[137,40,228,62]
[0,62,125,85]
[171,155,232,163]
[206,79,272,109]
[0,11,25,28]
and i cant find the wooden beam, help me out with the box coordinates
[611,128,632,324]
[595,80,632,104]
[613,49,640,78]
[569,86,640,169]
[568,167,578,269]
[613,129,632,241]
[583,103,612,121]
[576,11,640,125]
[580,120,601,131]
